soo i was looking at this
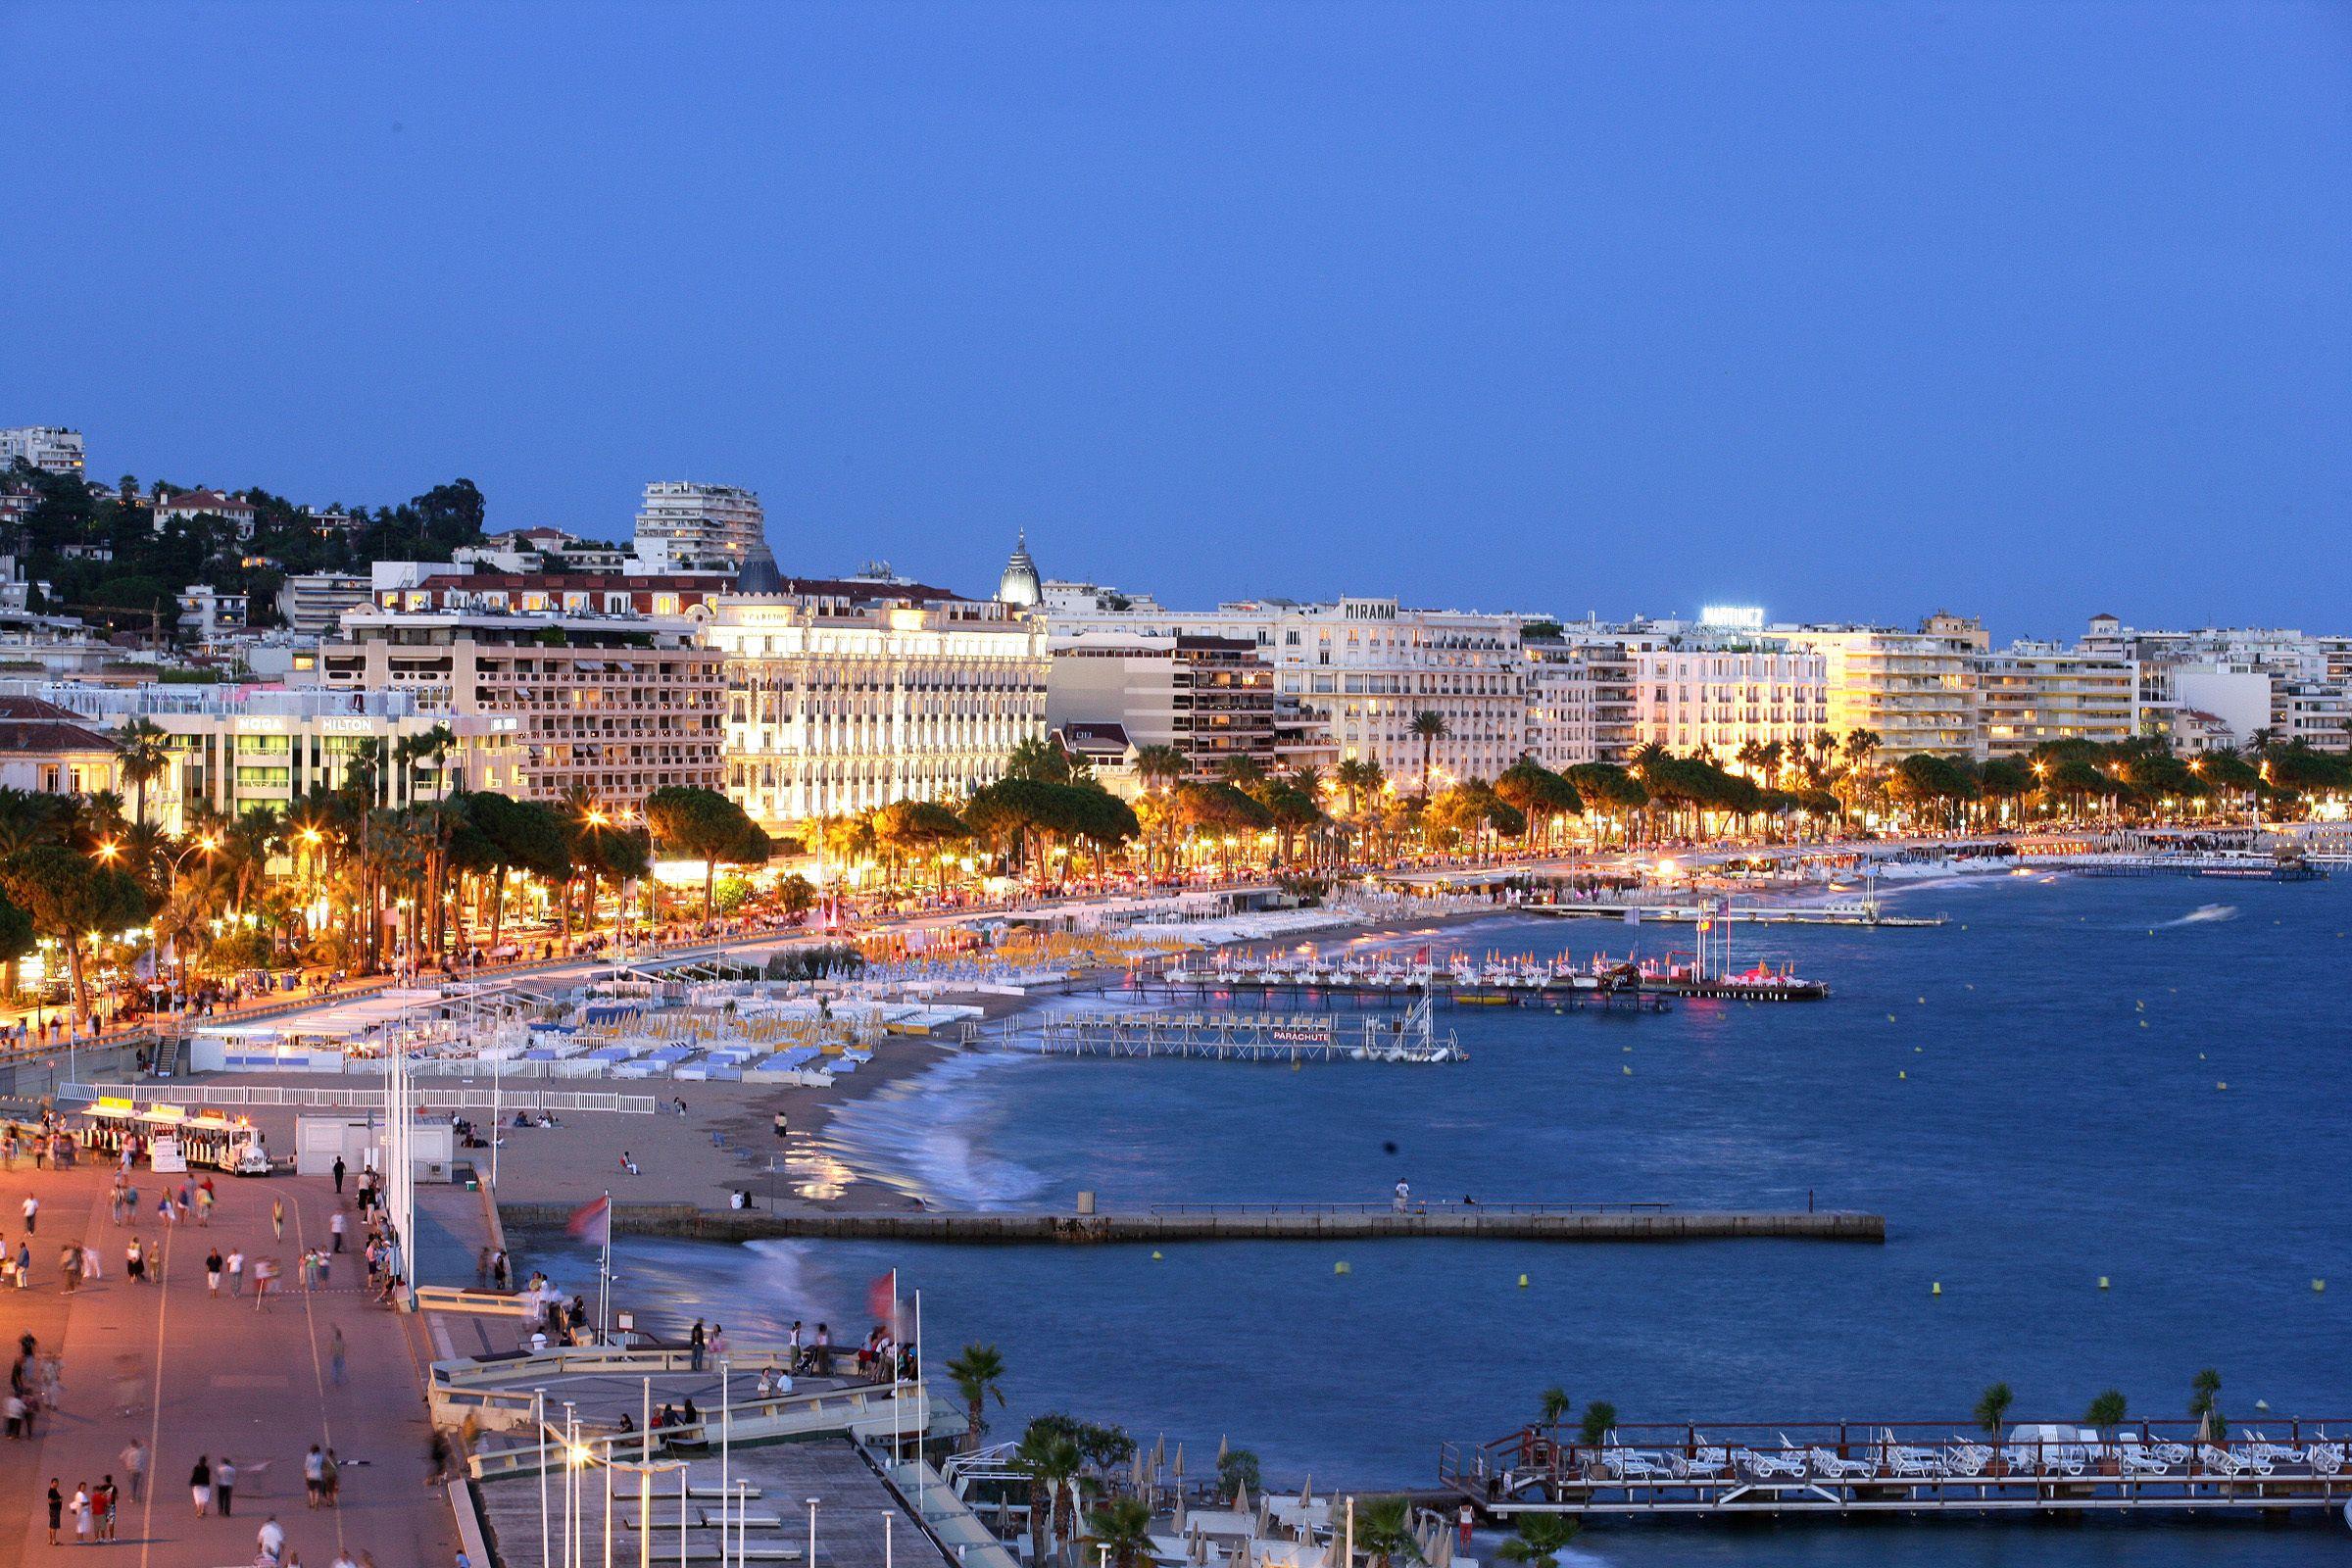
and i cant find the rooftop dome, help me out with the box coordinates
[998,529,1042,608]
[736,535,787,595]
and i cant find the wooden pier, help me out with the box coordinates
[1444,1418,2351,1526]
[1112,980,1670,1014]
[499,1200,1886,1246]
[963,997,1466,1061]
[2066,855,2325,882]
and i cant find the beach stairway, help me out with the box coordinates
[152,1032,180,1079]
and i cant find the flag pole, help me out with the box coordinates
[891,1267,903,1465]
[598,1189,612,1345]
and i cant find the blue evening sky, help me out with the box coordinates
[2,2,2345,638]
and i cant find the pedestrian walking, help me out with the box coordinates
[58,1244,77,1292]
[303,1446,323,1509]
[329,1210,346,1253]
[120,1439,146,1501]
[319,1449,340,1508]
[217,1455,236,1516]
[189,1454,212,1515]
[206,1249,223,1297]
[73,1481,90,1544]
[329,1326,345,1387]
[331,1155,345,1195]
[257,1515,285,1565]
[95,1477,116,1542]
[689,1318,706,1371]
[46,1479,61,1544]
[271,1198,284,1241]
[124,1238,145,1284]
[22,1194,35,1235]
[226,1247,244,1296]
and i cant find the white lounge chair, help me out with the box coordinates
[1806,1446,1876,1480]
[2197,1444,2266,1477]
[1599,1446,1660,1482]
[2116,1441,2173,1477]
[2307,1443,2345,1477]
[1882,1443,1942,1479]
[1734,1447,1803,1481]
[1668,1446,1729,1482]
[1939,1441,1990,1478]
[2146,1439,2191,1465]
[2240,1432,2306,1466]
[1997,1446,2045,1475]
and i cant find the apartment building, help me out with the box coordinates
[1047,598,1529,785]
[1974,646,2139,758]
[1048,634,1278,781]
[319,607,723,806]
[701,583,1048,829]
[377,570,723,619]
[1775,622,1984,760]
[0,426,83,475]
[1523,640,1638,767]
[633,481,765,572]
[275,572,369,637]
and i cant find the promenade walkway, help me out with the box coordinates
[0,1157,458,1568]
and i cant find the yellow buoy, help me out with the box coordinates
[1898,1070,1907,1080]
[2216,1082,2229,1091]
[1914,1046,1923,1053]
[2098,1276,2110,1290]
[1886,1013,1897,1023]
[1622,1064,1633,1075]
[1932,1282,1941,1296]
[1518,1273,1530,1289]
[1335,1261,1350,1275]
[2139,1020,2148,1028]
[2315,1279,2327,1293]
[1152,1250,1162,1260]
[1917,997,1926,1004]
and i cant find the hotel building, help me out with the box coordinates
[1974,646,2140,758]
[318,603,723,805]
[700,579,1049,829]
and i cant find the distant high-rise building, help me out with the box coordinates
[633,481,765,572]
[0,426,84,476]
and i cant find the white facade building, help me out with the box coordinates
[701,591,1049,829]
[1630,644,1830,760]
[1774,624,1984,760]
[0,426,84,475]
[633,482,765,572]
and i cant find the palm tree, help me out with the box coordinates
[1409,710,1448,800]
[1494,1514,1581,1565]
[1014,1426,1084,1567]
[1133,744,1186,791]
[2084,1390,2128,1438]
[2189,1368,2223,1441]
[945,1344,1006,1451]
[115,717,172,830]
[1538,1386,1571,1429]
[1083,1497,1154,1568]
[1974,1382,2015,1449]
[1352,1496,1419,1568]
[1838,728,1882,832]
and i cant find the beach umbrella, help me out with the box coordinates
[1298,1477,1311,1508]
[1134,1446,1149,1494]
[1174,1444,1185,1480]
[1217,1436,1229,1464]
[1234,1478,1250,1514]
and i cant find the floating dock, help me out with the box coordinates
[500,1200,1886,1246]
[2063,856,2326,882]
[1530,904,1945,928]
[1445,1418,2350,1525]
[1113,981,1671,1013]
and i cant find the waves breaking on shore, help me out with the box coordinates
[816,1047,1054,1208]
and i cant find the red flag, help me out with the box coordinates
[865,1268,903,1332]
[566,1194,612,1247]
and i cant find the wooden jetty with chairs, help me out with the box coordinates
[962,989,1467,1062]
[496,1198,1886,1246]
[1443,1415,2352,1526]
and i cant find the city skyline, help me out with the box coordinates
[3,2,2345,635]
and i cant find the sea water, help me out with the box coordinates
[532,873,2352,1565]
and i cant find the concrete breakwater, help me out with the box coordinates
[499,1200,1886,1245]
